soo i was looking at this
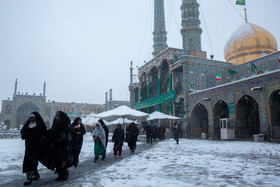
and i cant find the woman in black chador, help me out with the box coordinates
[71,117,86,167]
[125,122,139,153]
[51,111,74,181]
[21,112,47,186]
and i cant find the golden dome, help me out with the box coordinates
[224,22,278,64]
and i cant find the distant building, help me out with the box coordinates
[0,81,129,129]
[104,89,130,111]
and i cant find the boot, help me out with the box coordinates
[32,171,40,180]
[60,169,69,181]
[23,180,32,186]
[101,155,105,161]
[24,172,33,185]
[94,156,99,163]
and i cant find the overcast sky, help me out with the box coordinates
[0,0,279,108]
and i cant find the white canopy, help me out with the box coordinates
[95,105,149,121]
[83,112,111,126]
[110,118,139,125]
[147,111,181,121]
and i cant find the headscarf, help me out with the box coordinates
[92,122,106,147]
[21,111,47,140]
[71,117,82,127]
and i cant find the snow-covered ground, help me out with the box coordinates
[85,139,280,187]
[0,133,122,175]
[1,135,280,186]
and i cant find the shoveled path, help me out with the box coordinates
[1,141,157,187]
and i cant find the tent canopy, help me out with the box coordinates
[82,112,111,126]
[147,111,181,121]
[110,118,139,125]
[95,105,149,121]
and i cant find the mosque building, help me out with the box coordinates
[0,80,129,130]
[129,0,280,140]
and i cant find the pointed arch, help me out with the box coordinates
[191,103,209,138]
[213,100,229,139]
[236,95,260,138]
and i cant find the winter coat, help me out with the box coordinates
[112,127,124,146]
[50,111,74,171]
[145,124,152,135]
[21,112,47,173]
[159,125,166,136]
[173,125,180,136]
[126,123,139,143]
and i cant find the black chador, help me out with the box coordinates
[71,117,86,167]
[51,111,74,181]
[126,122,139,153]
[21,112,47,185]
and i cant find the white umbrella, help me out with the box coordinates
[95,105,149,121]
[110,118,139,125]
[147,111,181,121]
[83,112,111,126]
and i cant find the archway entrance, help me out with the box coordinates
[270,90,280,127]
[213,100,229,139]
[236,95,260,138]
[191,104,209,138]
[17,101,40,128]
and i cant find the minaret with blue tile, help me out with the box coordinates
[152,0,168,57]
[181,0,202,52]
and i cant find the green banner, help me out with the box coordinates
[65,112,82,116]
[135,91,176,109]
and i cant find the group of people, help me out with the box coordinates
[145,122,182,145]
[92,120,139,160]
[144,123,166,144]
[21,111,85,185]
[21,111,140,186]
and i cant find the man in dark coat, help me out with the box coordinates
[159,124,166,140]
[50,111,74,181]
[125,122,139,153]
[145,123,153,144]
[173,122,180,144]
[71,117,86,167]
[98,119,109,148]
[112,124,125,157]
[21,112,47,186]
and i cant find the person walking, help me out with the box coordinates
[173,122,180,144]
[21,112,47,186]
[92,122,106,162]
[112,123,125,158]
[158,124,166,140]
[71,117,86,167]
[51,111,74,181]
[98,119,109,148]
[125,122,139,153]
[145,123,153,144]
